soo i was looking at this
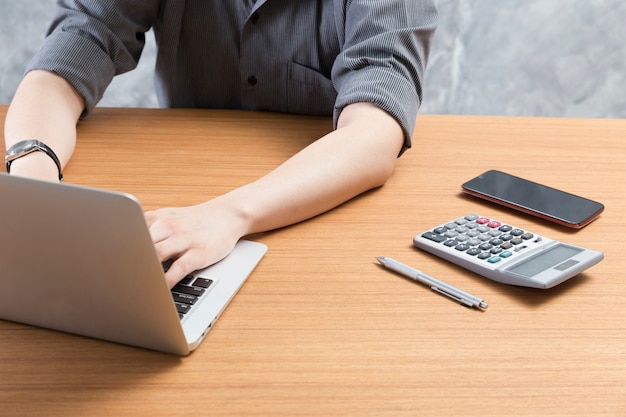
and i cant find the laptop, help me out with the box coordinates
[0,173,267,355]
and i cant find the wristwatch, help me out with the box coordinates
[5,139,64,182]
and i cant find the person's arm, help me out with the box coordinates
[5,0,158,181]
[146,102,404,288]
[4,70,84,181]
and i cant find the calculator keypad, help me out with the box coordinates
[414,214,603,289]
[421,214,538,265]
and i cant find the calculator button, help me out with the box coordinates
[501,242,513,250]
[465,222,480,229]
[498,225,513,232]
[488,229,502,237]
[433,227,447,234]
[488,256,502,264]
[479,243,493,251]
[476,217,490,225]
[478,234,491,241]
[467,247,482,256]
[467,238,482,246]
[489,238,504,246]
[477,252,492,260]
[511,237,524,245]
[455,234,470,242]
[455,218,468,225]
[421,232,447,243]
[511,229,525,236]
[488,221,501,228]
[455,243,471,252]
[522,232,534,240]
[500,251,513,258]
[490,247,503,255]
[445,230,459,238]
[464,214,479,221]
[444,222,457,229]
[500,234,513,241]
[444,240,458,247]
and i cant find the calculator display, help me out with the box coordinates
[505,244,583,278]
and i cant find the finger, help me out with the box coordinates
[146,213,182,245]
[144,208,178,230]
[144,210,158,227]
[164,253,202,288]
[153,233,189,264]
[149,222,173,245]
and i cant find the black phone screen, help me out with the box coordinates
[461,170,604,228]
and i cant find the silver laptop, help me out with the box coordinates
[0,173,267,355]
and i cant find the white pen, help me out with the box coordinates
[376,256,488,310]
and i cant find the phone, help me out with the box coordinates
[461,170,604,229]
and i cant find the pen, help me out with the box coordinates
[376,256,488,310]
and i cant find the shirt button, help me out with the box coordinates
[247,75,258,86]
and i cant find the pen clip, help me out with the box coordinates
[431,286,475,308]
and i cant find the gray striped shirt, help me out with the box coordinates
[28,0,437,150]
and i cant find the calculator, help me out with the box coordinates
[412,214,604,289]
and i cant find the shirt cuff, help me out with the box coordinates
[25,31,117,115]
[333,66,421,156]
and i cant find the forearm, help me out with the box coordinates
[146,102,406,286]
[4,70,84,180]
[218,102,405,236]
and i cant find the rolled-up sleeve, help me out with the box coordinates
[332,0,438,154]
[25,0,158,114]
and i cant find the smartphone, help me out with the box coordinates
[461,170,604,229]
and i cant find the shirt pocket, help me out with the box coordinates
[287,61,337,116]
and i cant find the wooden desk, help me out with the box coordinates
[1,106,624,416]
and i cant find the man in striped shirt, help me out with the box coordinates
[4,0,438,287]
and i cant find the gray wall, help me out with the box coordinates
[1,1,625,118]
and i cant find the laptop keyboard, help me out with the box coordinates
[164,263,216,320]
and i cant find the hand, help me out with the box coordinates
[145,198,248,288]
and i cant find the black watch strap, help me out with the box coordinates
[5,140,64,182]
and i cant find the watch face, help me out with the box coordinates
[6,140,37,161]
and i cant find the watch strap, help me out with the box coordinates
[5,140,64,182]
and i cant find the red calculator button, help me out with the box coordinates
[476,217,490,224]
[488,221,502,228]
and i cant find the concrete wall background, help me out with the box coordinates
[1,0,625,118]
